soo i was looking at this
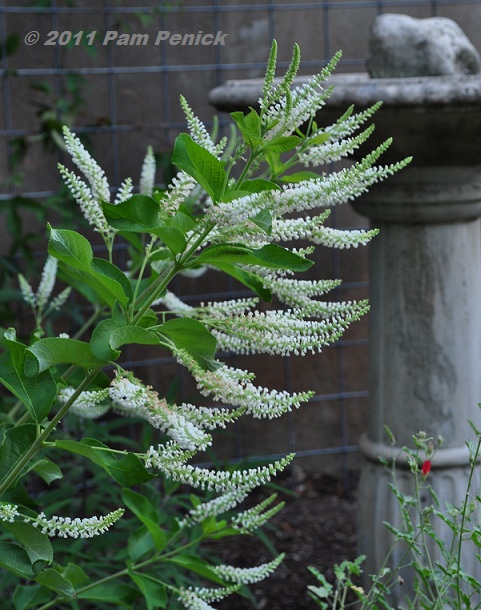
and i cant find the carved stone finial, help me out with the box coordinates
[367,14,481,78]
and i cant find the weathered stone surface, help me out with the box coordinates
[367,13,481,78]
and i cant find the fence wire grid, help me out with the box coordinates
[1,0,478,483]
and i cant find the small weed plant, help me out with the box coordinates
[308,424,481,609]
[0,41,408,609]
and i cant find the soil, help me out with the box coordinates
[212,470,359,610]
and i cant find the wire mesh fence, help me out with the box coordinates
[1,0,479,482]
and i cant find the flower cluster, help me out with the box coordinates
[231,492,285,534]
[211,553,285,584]
[178,585,240,610]
[0,502,19,522]
[175,349,313,419]
[145,441,294,492]
[29,508,124,539]
[57,386,110,419]
[18,255,72,323]
[0,503,124,539]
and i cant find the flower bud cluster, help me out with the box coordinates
[211,553,285,584]
[58,386,110,419]
[30,508,124,539]
[145,441,294,492]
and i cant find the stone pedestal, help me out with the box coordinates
[209,69,481,602]
[355,164,481,602]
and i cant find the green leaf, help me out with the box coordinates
[103,195,166,232]
[0,541,34,578]
[151,227,186,255]
[252,209,272,234]
[224,178,280,201]
[4,522,53,574]
[128,526,155,562]
[280,170,320,183]
[129,570,168,610]
[103,199,189,254]
[156,318,219,371]
[172,134,227,202]
[231,109,262,147]
[122,489,167,552]
[90,318,122,362]
[92,258,133,303]
[0,336,56,422]
[48,227,129,307]
[30,459,63,485]
[170,554,225,584]
[34,568,75,599]
[90,320,161,363]
[77,583,140,606]
[0,424,37,488]
[24,338,103,376]
[267,135,301,152]
[13,585,51,610]
[196,243,312,272]
[210,262,271,301]
[109,326,162,351]
[54,438,153,487]
[62,562,89,588]
[253,244,313,271]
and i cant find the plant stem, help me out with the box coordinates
[456,436,481,608]
[0,367,101,496]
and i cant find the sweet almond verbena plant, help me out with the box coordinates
[0,41,410,609]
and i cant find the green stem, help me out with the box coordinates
[0,367,101,496]
[456,436,481,608]
[35,532,208,610]
[131,262,179,325]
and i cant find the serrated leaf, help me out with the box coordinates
[24,338,103,377]
[172,134,227,202]
[5,522,53,574]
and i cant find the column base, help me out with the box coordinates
[358,437,481,607]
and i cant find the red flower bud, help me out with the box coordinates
[421,460,431,476]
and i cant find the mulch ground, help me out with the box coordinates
[212,471,359,610]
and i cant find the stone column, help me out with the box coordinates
[355,164,481,599]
